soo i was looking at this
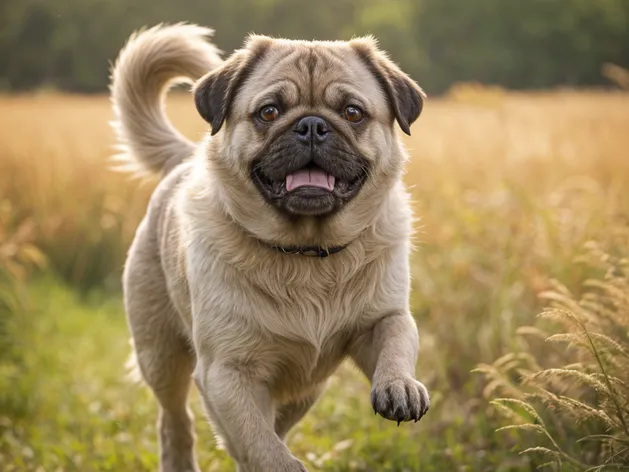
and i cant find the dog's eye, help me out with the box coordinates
[343,106,363,123]
[259,105,280,122]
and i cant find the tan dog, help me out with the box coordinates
[110,23,430,472]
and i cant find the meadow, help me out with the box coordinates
[1,85,628,471]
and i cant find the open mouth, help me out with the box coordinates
[251,163,367,216]
[286,167,335,193]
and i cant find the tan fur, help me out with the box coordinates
[111,23,429,472]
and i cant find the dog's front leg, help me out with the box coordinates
[349,313,430,424]
[193,361,308,472]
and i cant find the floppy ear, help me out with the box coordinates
[193,36,272,136]
[350,37,426,136]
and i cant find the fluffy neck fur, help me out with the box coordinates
[177,137,415,285]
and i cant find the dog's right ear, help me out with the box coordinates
[194,35,272,136]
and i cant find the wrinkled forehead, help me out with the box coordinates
[236,41,388,113]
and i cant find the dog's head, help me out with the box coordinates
[193,35,424,241]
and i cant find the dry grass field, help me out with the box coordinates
[1,87,628,471]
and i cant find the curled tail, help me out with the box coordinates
[110,23,222,176]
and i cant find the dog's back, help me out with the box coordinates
[110,23,225,343]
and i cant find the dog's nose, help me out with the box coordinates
[294,116,330,144]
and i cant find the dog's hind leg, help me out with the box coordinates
[146,339,197,472]
[123,233,199,472]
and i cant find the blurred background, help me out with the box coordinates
[2,0,629,94]
[1,1,629,471]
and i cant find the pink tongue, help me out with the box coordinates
[286,169,335,192]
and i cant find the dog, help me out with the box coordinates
[110,23,430,472]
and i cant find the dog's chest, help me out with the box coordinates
[247,269,371,348]
[249,270,378,402]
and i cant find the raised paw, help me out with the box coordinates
[370,377,430,425]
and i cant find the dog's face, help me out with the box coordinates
[194,36,424,221]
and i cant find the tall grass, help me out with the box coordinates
[477,238,629,470]
[1,87,628,470]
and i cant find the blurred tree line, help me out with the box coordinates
[1,0,628,94]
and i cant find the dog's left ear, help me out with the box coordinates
[350,37,426,136]
[194,35,272,135]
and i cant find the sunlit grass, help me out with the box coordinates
[1,88,628,470]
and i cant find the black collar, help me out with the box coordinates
[240,226,351,258]
[270,244,348,258]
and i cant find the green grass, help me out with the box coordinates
[1,277,532,472]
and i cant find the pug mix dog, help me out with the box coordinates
[110,23,430,472]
